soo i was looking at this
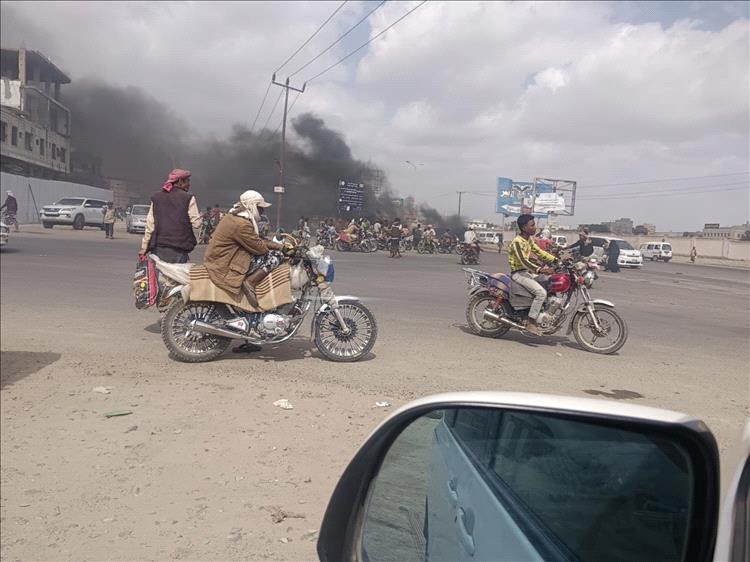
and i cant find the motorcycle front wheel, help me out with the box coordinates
[314,302,377,362]
[161,301,232,362]
[466,292,510,338]
[572,304,628,354]
[362,239,377,253]
[335,240,348,252]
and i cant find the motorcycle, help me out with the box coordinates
[417,238,437,254]
[399,235,414,252]
[463,257,627,354]
[198,217,213,245]
[149,235,378,363]
[317,229,336,249]
[460,242,480,265]
[336,232,377,253]
[437,238,456,254]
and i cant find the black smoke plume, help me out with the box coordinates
[62,81,410,226]
[62,80,457,230]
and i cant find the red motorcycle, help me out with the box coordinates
[463,258,627,354]
[336,232,377,253]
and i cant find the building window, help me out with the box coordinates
[59,147,66,163]
[0,121,6,142]
[51,143,56,160]
[40,140,45,156]
[24,132,32,150]
[11,126,18,146]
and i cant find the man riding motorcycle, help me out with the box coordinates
[204,190,288,310]
[422,224,437,252]
[463,226,480,257]
[509,214,557,336]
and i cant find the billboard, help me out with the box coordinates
[496,177,577,217]
[337,180,365,213]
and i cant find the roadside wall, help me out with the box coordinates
[549,228,750,261]
[0,172,113,223]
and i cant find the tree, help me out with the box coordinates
[742,230,750,241]
[633,225,648,235]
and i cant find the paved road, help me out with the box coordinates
[1,228,748,560]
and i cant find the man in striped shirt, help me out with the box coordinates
[509,214,557,335]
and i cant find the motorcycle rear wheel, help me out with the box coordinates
[572,304,628,354]
[161,301,232,362]
[466,293,510,338]
[314,302,377,362]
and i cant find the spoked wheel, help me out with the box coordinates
[572,304,628,354]
[362,239,378,253]
[161,301,232,362]
[335,240,348,252]
[314,302,377,362]
[466,292,510,338]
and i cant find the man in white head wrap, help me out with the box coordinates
[204,190,285,305]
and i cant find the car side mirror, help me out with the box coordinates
[318,393,720,562]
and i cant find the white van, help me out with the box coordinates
[551,234,567,246]
[639,242,673,262]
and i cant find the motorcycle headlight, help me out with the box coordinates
[584,270,596,288]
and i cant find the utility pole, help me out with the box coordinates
[271,74,305,231]
[457,190,468,218]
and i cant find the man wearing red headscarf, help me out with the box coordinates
[139,169,202,262]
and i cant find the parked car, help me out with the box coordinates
[640,241,673,262]
[551,234,567,246]
[126,204,150,234]
[0,220,8,247]
[590,236,643,268]
[318,392,748,562]
[40,197,108,230]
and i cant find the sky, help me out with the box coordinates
[1,0,748,231]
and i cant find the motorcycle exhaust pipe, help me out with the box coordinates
[190,319,245,339]
[482,309,526,330]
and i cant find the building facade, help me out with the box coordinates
[0,48,71,178]
[701,223,750,239]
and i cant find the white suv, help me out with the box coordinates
[40,197,108,230]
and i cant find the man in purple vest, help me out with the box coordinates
[139,169,202,263]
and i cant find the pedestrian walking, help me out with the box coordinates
[607,240,621,272]
[495,231,503,253]
[690,246,697,264]
[102,201,116,238]
[140,168,202,263]
[389,218,403,258]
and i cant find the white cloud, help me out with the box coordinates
[1,0,747,229]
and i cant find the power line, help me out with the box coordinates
[262,88,284,131]
[578,182,749,201]
[305,0,429,84]
[274,0,349,74]
[578,171,749,190]
[250,80,272,133]
[289,0,388,78]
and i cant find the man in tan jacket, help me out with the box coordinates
[204,190,284,303]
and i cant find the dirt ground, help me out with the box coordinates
[1,227,748,560]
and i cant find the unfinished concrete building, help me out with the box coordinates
[0,47,71,178]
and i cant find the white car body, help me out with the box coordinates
[590,236,643,268]
[126,204,150,233]
[0,221,8,246]
[640,241,673,262]
[40,197,108,229]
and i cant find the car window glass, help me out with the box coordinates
[489,411,693,561]
[450,408,495,462]
[663,244,672,251]
[54,198,84,206]
[131,206,149,215]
